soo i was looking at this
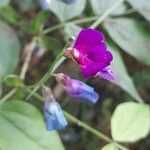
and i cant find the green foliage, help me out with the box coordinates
[127,0,150,21]
[111,102,150,142]
[90,0,127,15]
[0,20,20,77]
[0,6,20,24]
[102,143,118,150]
[0,100,64,150]
[0,0,10,6]
[104,18,150,65]
[4,74,22,87]
[50,0,86,21]
[0,0,150,149]
[38,36,62,56]
[27,11,50,34]
[108,42,143,102]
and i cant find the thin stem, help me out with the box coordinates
[43,16,99,35]
[20,38,36,79]
[0,39,36,105]
[90,0,125,29]
[0,88,17,106]
[64,111,128,150]
[25,47,66,101]
[23,87,128,150]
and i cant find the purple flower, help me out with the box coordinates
[42,86,67,131]
[66,28,115,81]
[55,73,99,104]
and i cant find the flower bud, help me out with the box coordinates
[42,86,67,130]
[55,73,99,104]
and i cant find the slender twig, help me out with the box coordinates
[0,38,36,105]
[20,38,36,79]
[25,46,66,101]
[0,88,17,106]
[90,0,125,29]
[43,16,99,34]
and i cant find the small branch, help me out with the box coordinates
[90,0,125,29]
[0,38,36,105]
[43,16,99,35]
[0,88,17,106]
[20,38,37,79]
[25,46,66,101]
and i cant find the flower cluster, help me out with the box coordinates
[43,29,114,131]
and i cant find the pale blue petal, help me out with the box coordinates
[44,101,67,131]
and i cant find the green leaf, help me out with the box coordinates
[0,6,20,24]
[27,11,49,34]
[14,0,37,12]
[50,0,86,21]
[90,0,127,15]
[0,20,20,77]
[111,102,150,142]
[0,100,64,150]
[38,35,62,52]
[4,74,22,87]
[108,42,143,102]
[102,143,118,150]
[127,0,150,21]
[104,18,150,65]
[0,0,10,6]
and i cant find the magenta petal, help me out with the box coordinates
[73,28,105,54]
[97,67,115,81]
[81,61,107,77]
[88,45,113,64]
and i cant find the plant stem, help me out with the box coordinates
[64,111,128,150]
[0,38,36,105]
[90,0,125,29]
[20,38,36,79]
[43,16,99,35]
[25,47,66,101]
[0,88,17,106]
[23,87,128,150]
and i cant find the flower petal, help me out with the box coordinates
[81,60,107,77]
[97,67,115,81]
[73,28,105,54]
[44,101,67,131]
[68,80,99,103]
[55,73,99,104]
[89,45,113,64]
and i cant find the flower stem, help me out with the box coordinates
[64,111,128,150]
[25,47,66,101]
[0,88,17,106]
[90,0,125,29]
[43,16,99,35]
[20,38,37,79]
[23,87,128,150]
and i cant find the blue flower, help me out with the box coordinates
[44,101,68,130]
[55,73,99,104]
[42,86,67,131]
[39,0,51,10]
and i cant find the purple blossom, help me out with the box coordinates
[55,73,99,104]
[66,28,115,81]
